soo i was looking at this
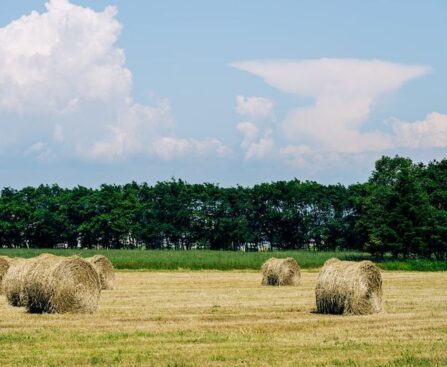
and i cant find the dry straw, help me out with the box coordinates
[86,255,115,290]
[0,255,12,263]
[3,253,101,313]
[0,256,11,294]
[3,257,32,306]
[261,257,301,286]
[315,258,383,315]
[23,254,101,313]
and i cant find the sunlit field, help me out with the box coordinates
[0,270,446,366]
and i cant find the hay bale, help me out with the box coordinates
[86,255,115,290]
[23,255,101,313]
[2,257,29,306]
[2,254,60,306]
[315,258,383,315]
[261,257,301,286]
[0,256,11,294]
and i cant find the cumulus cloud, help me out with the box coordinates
[0,0,129,115]
[78,99,173,160]
[152,137,231,160]
[193,138,231,157]
[152,137,191,161]
[0,0,227,161]
[279,144,313,168]
[244,133,274,160]
[391,112,447,149]
[232,58,431,165]
[235,96,274,120]
[235,96,276,160]
[236,121,274,159]
[237,121,260,147]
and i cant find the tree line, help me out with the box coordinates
[0,156,446,259]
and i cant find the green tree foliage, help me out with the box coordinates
[0,156,446,258]
[352,156,446,259]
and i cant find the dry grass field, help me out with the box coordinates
[0,271,446,367]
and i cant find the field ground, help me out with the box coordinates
[0,271,447,366]
[0,249,446,271]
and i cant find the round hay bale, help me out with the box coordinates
[261,257,301,286]
[86,255,115,290]
[2,254,60,306]
[23,255,101,314]
[0,257,11,294]
[315,258,383,315]
[2,257,29,306]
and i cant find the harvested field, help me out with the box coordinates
[0,271,446,366]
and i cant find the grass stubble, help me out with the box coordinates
[0,271,446,366]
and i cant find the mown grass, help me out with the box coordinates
[0,271,446,366]
[0,249,445,271]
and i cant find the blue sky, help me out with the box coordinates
[0,0,446,187]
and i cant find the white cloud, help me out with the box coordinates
[25,141,52,161]
[79,99,173,160]
[391,112,447,149]
[245,133,274,160]
[232,59,428,100]
[235,95,274,120]
[279,144,313,168]
[280,110,447,168]
[237,121,259,148]
[152,137,191,161]
[193,138,231,157]
[152,137,231,160]
[236,122,274,160]
[0,0,129,115]
[232,58,431,165]
[0,0,226,161]
[235,96,276,160]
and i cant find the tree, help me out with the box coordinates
[359,156,432,258]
